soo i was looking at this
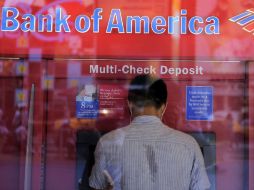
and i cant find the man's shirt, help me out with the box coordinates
[89,115,210,190]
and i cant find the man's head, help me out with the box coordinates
[128,75,167,118]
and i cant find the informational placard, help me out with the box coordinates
[76,100,99,119]
[76,85,99,119]
[186,86,213,121]
[99,84,127,118]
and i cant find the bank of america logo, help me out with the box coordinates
[229,8,254,33]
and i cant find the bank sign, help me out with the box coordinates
[0,7,220,35]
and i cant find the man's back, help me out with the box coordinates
[89,116,210,190]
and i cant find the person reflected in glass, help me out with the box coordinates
[13,108,27,154]
[0,108,9,153]
[89,74,210,190]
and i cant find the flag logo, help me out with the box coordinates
[229,8,254,33]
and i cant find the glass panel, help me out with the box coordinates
[0,58,45,190]
[0,59,253,190]
[0,60,26,190]
[37,59,248,190]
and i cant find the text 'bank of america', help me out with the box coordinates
[0,7,220,35]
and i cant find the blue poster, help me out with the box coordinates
[76,84,99,119]
[76,100,99,119]
[186,86,213,121]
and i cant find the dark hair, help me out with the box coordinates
[128,75,167,109]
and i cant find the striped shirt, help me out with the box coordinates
[89,115,210,190]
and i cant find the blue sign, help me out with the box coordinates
[76,100,99,119]
[186,86,213,121]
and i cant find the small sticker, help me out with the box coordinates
[186,86,213,121]
[15,89,28,108]
[67,61,81,77]
[29,48,42,62]
[76,84,99,119]
[68,79,79,88]
[16,35,29,48]
[15,61,28,76]
[0,61,3,73]
[42,75,55,90]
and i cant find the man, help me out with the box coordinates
[89,75,210,190]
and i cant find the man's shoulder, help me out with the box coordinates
[99,126,130,146]
[162,125,199,147]
[99,124,199,150]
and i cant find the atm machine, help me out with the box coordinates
[0,1,254,190]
